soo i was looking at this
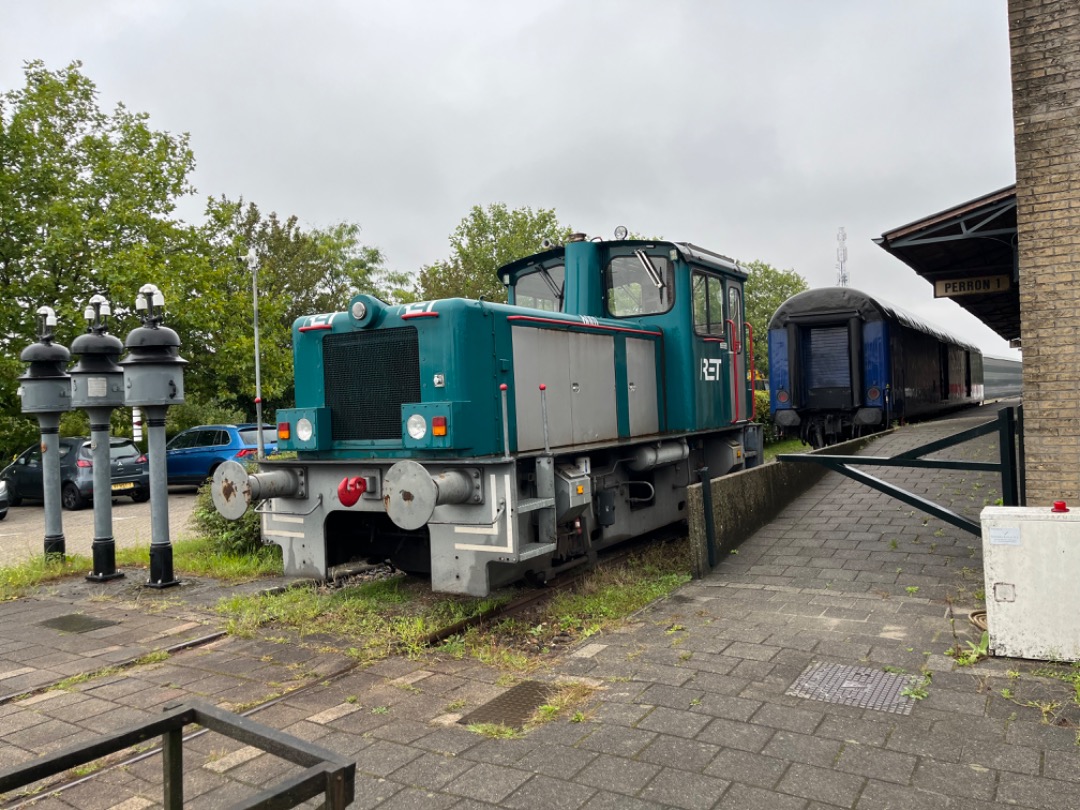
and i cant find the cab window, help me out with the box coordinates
[605,253,673,318]
[692,271,727,337]
[514,264,564,312]
[728,285,742,334]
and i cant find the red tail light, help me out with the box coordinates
[235,448,256,458]
[76,459,92,468]
[136,454,147,463]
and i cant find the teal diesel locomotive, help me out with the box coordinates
[212,234,763,596]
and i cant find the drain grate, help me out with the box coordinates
[786,662,919,715]
[458,680,557,730]
[38,614,120,634]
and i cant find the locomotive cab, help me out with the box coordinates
[502,238,758,434]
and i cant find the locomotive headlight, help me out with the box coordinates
[296,417,314,442]
[406,414,427,440]
[351,300,367,320]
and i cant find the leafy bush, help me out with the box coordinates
[190,477,264,556]
[753,390,780,444]
[0,415,40,463]
[166,401,248,438]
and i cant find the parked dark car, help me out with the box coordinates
[165,424,278,485]
[0,437,150,510]
[0,480,8,520]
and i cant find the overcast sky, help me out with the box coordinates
[1,0,1017,355]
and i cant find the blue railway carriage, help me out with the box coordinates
[212,236,763,596]
[982,356,1023,400]
[768,287,984,448]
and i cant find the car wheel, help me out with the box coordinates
[0,509,7,521]
[6,485,21,507]
[61,483,86,511]
[130,490,150,503]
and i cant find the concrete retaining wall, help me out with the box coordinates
[688,435,879,578]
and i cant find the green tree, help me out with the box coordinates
[741,259,808,378]
[416,203,572,301]
[0,60,195,454]
[169,196,403,417]
[0,60,400,450]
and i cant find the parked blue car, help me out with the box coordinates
[165,424,278,485]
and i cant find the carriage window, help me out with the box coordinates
[693,271,727,337]
[514,264,564,312]
[605,254,673,318]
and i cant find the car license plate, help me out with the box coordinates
[111,482,135,491]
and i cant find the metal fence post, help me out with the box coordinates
[698,467,717,569]
[998,407,1019,506]
[1017,404,1026,505]
[162,727,183,810]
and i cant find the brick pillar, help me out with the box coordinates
[1009,0,1080,504]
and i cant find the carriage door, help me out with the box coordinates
[727,284,747,422]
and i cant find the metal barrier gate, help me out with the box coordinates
[0,700,355,809]
[777,407,1024,535]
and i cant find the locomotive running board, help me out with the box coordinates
[777,407,1023,536]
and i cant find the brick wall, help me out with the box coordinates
[1009,0,1080,504]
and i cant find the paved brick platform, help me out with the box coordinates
[3,411,1078,809]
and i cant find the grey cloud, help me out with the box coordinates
[0,0,1016,354]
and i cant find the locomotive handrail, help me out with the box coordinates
[726,318,740,423]
[744,322,756,421]
[254,494,323,517]
[777,407,1022,536]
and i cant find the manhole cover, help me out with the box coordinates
[458,680,557,729]
[38,614,120,634]
[786,662,919,715]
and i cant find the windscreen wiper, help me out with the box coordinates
[634,249,665,290]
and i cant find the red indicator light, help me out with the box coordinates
[1052,500,1069,513]
[136,454,147,464]
[867,387,880,401]
[77,459,92,468]
[777,390,789,404]
[432,416,447,437]
[278,421,291,440]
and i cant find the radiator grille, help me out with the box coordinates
[323,327,421,441]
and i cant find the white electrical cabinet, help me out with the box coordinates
[981,505,1080,661]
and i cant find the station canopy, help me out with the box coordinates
[875,185,1018,342]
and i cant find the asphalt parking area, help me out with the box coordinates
[0,488,199,568]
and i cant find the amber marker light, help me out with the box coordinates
[432,416,447,437]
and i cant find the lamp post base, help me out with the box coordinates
[87,536,124,582]
[145,544,179,589]
[44,533,65,559]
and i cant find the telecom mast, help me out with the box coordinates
[836,227,849,287]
